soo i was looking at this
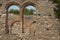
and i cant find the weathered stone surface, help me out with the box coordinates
[0,0,60,40]
[12,22,20,34]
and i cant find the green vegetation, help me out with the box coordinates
[51,0,60,19]
[8,8,35,15]
[8,9,20,15]
[23,8,35,15]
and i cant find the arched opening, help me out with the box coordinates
[5,4,20,34]
[23,5,36,15]
[22,5,37,34]
[8,5,20,15]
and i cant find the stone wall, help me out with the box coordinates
[0,0,60,40]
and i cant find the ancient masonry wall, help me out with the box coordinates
[0,0,60,40]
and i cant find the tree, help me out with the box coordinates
[8,9,20,15]
[51,0,60,19]
[23,8,35,15]
[8,8,35,15]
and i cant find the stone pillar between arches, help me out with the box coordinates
[20,6,24,36]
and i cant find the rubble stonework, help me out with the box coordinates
[0,0,60,40]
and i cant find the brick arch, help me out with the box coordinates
[5,2,21,26]
[23,2,36,7]
[4,1,21,34]
[20,2,38,33]
[11,21,20,28]
[5,1,20,10]
[22,2,37,10]
[4,0,38,34]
